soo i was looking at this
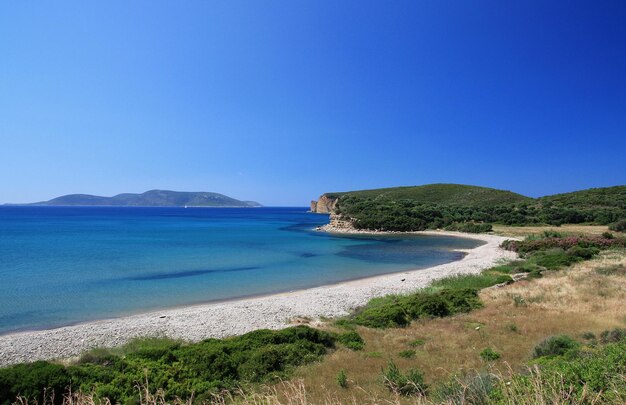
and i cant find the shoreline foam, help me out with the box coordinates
[0,230,516,367]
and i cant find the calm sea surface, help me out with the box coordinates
[0,206,483,334]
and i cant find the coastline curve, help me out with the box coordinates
[0,231,516,366]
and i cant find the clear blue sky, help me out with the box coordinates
[1,1,625,206]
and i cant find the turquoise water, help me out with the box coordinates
[0,206,482,334]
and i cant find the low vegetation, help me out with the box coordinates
[287,231,626,403]
[531,334,580,358]
[0,326,345,405]
[341,288,483,329]
[496,337,626,404]
[479,347,501,361]
[501,234,626,254]
[381,360,427,397]
[326,184,531,207]
[336,331,364,351]
[443,222,493,233]
[335,369,348,389]
[609,219,626,232]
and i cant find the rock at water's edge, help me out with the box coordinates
[310,195,338,213]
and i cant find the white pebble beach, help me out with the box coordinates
[0,230,516,367]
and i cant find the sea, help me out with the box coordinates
[0,206,483,334]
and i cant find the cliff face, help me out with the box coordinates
[310,194,339,213]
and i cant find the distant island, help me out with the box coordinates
[19,190,262,207]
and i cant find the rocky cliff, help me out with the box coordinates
[310,194,339,213]
[320,214,355,231]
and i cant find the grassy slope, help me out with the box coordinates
[254,226,625,404]
[492,224,610,237]
[287,247,626,404]
[538,185,626,208]
[325,183,532,207]
[326,183,626,210]
[324,184,626,230]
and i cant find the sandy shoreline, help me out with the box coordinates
[0,230,516,367]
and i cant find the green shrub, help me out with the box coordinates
[489,261,528,274]
[337,331,364,351]
[602,231,614,239]
[336,369,348,388]
[238,345,301,382]
[381,360,427,396]
[609,220,626,232]
[414,288,482,317]
[124,337,181,361]
[526,268,543,279]
[532,335,580,358]
[0,326,336,405]
[494,340,626,403]
[398,350,416,358]
[491,261,543,279]
[352,296,409,328]
[479,347,501,361]
[434,372,497,405]
[444,222,493,233]
[403,293,451,318]
[527,249,581,269]
[438,288,482,313]
[566,245,599,260]
[333,319,356,330]
[351,288,482,329]
[409,338,425,347]
[542,230,564,238]
[430,273,511,291]
[0,361,69,405]
[77,348,119,366]
[582,331,596,341]
[599,328,626,344]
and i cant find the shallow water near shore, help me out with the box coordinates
[0,206,482,334]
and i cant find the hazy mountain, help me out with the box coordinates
[27,190,262,207]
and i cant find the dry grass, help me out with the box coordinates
[17,373,624,405]
[14,380,426,405]
[492,224,610,238]
[283,250,626,404]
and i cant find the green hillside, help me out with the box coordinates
[323,184,626,232]
[539,185,626,209]
[326,183,531,207]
